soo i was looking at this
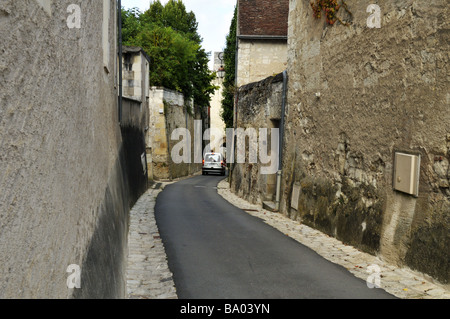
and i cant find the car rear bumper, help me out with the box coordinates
[202,167,225,174]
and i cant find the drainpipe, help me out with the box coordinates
[118,0,123,123]
[275,70,287,212]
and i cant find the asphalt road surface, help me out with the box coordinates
[155,173,395,299]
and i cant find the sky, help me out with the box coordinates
[122,0,236,70]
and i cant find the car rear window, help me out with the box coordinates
[205,154,221,162]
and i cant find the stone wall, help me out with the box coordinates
[148,87,201,180]
[230,73,284,204]
[0,0,146,298]
[120,97,149,207]
[283,0,449,283]
[121,97,148,130]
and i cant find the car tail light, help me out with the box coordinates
[202,159,204,166]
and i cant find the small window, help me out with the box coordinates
[124,54,133,71]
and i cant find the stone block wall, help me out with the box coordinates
[237,40,288,87]
[283,0,449,283]
[148,87,201,180]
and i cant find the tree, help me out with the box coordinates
[142,0,200,43]
[135,25,198,95]
[121,7,143,43]
[221,6,237,129]
[121,1,215,111]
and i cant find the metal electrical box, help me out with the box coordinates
[393,152,420,197]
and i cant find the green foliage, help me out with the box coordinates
[191,47,217,110]
[135,25,198,94]
[221,6,237,129]
[121,0,215,110]
[121,7,142,41]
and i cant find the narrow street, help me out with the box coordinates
[154,174,395,299]
[2,0,448,301]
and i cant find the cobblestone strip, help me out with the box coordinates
[217,179,450,299]
[126,185,177,299]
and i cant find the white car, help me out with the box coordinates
[202,152,226,176]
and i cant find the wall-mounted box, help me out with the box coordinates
[393,152,420,197]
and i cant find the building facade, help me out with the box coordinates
[236,0,289,87]
[209,52,227,155]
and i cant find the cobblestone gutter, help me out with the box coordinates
[126,184,177,299]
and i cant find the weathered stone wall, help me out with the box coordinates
[0,0,145,298]
[148,87,201,180]
[283,0,449,283]
[231,73,284,204]
[120,96,149,208]
[121,47,151,183]
[121,97,148,131]
[148,88,171,180]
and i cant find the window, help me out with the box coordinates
[205,154,221,162]
[124,54,133,71]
